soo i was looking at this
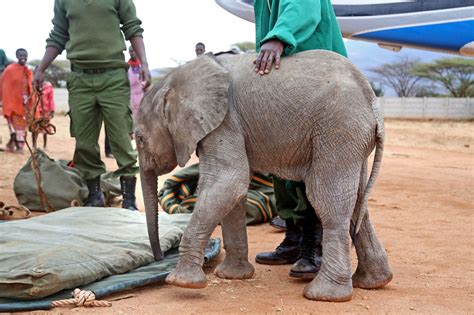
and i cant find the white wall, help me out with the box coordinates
[379,97,473,119]
[54,88,474,119]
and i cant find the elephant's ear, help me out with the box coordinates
[164,55,230,166]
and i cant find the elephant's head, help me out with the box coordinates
[135,54,230,260]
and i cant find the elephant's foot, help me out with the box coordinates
[214,259,254,279]
[352,262,393,289]
[303,274,353,302]
[166,262,207,289]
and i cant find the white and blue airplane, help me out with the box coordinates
[216,0,474,57]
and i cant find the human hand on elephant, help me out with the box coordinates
[254,39,284,75]
[139,65,151,91]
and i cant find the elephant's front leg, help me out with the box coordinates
[166,147,250,288]
[214,198,254,279]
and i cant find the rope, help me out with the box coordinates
[51,289,111,308]
[23,90,56,213]
[0,201,31,220]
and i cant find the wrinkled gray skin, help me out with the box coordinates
[135,51,393,302]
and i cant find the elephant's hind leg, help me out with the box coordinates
[352,214,393,289]
[351,162,393,289]
[215,198,255,280]
[303,170,360,302]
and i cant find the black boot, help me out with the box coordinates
[255,219,302,265]
[289,215,323,279]
[269,216,287,230]
[121,176,138,211]
[85,176,105,207]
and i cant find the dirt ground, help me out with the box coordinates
[1,116,473,314]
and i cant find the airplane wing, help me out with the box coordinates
[215,0,474,56]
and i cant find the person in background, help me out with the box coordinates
[33,0,151,210]
[128,46,145,119]
[2,48,33,154]
[195,42,206,57]
[0,48,8,110]
[33,81,55,149]
[252,0,347,279]
[105,45,145,156]
[0,49,10,73]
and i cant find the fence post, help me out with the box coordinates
[402,97,406,118]
[446,97,450,118]
[423,97,426,119]
[467,97,472,117]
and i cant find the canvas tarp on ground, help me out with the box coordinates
[0,207,221,311]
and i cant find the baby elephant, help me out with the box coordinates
[135,51,392,302]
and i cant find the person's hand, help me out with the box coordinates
[139,65,151,91]
[33,69,45,92]
[49,111,55,119]
[254,39,284,75]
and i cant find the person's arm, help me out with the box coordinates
[34,0,68,91]
[33,47,60,91]
[130,36,151,90]
[118,0,150,90]
[255,0,321,75]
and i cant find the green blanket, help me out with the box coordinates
[0,207,193,300]
[158,164,277,225]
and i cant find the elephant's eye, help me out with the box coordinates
[136,134,146,147]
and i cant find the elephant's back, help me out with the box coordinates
[218,50,375,124]
[217,51,378,179]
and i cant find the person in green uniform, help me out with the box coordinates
[0,49,10,73]
[33,0,151,210]
[253,0,348,279]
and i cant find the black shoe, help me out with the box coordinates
[85,176,105,207]
[121,176,138,211]
[289,216,323,279]
[256,219,302,265]
[269,216,287,230]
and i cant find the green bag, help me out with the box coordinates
[13,149,121,211]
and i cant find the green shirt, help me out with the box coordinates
[254,0,347,57]
[46,0,144,69]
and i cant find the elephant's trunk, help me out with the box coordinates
[139,163,164,261]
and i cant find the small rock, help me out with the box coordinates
[410,307,415,311]
[362,296,368,300]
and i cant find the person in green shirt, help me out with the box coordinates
[253,0,347,279]
[33,0,151,210]
[0,49,10,73]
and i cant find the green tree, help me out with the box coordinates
[232,41,256,53]
[370,56,422,97]
[29,59,70,88]
[369,81,384,97]
[413,58,474,98]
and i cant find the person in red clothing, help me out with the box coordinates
[32,81,55,149]
[2,48,33,154]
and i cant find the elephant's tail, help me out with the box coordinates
[354,92,385,235]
